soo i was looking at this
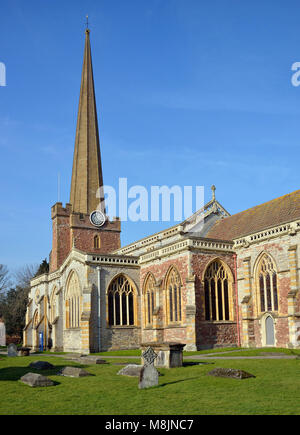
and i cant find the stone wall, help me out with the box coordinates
[196,321,237,349]
[140,252,190,345]
[87,265,141,351]
[50,203,72,272]
[192,251,238,349]
[71,213,121,254]
[26,224,300,353]
[236,232,300,348]
[103,327,141,350]
[50,203,121,273]
[63,329,81,353]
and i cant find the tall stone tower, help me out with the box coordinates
[50,28,121,273]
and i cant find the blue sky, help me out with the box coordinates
[1,0,300,273]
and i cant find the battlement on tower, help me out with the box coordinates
[50,201,121,273]
[51,202,72,219]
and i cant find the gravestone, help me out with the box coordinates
[59,367,92,378]
[29,361,54,370]
[20,372,54,387]
[118,364,143,377]
[0,321,5,346]
[7,343,17,357]
[139,347,159,389]
[207,368,255,380]
[78,356,107,365]
[66,355,107,365]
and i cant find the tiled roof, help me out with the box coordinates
[205,189,300,241]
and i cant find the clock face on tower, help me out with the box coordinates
[90,210,106,227]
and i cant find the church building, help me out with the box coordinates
[23,28,300,353]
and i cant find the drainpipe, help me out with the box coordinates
[234,254,241,347]
[97,266,101,352]
[44,295,47,351]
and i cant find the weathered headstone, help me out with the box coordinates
[139,347,159,389]
[0,321,5,347]
[59,366,92,378]
[66,355,107,365]
[78,356,107,365]
[20,372,54,387]
[139,365,160,389]
[207,368,256,380]
[7,343,17,357]
[29,361,54,370]
[118,364,162,377]
[118,364,143,377]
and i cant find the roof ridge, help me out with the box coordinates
[221,189,300,221]
[206,188,300,241]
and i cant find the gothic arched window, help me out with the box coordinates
[65,271,81,329]
[94,235,100,249]
[204,260,232,321]
[166,267,182,324]
[143,273,156,326]
[107,275,135,326]
[257,254,278,313]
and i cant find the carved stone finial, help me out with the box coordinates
[211,185,216,201]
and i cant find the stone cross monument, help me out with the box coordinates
[139,347,159,389]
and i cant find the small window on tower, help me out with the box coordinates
[94,235,100,249]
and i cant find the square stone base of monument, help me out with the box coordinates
[138,365,159,389]
[140,342,185,368]
[19,347,30,356]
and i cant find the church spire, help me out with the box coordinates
[70,28,105,215]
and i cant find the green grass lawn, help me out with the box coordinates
[205,347,300,357]
[0,353,300,415]
[95,346,239,357]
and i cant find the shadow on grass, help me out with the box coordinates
[157,376,202,388]
[183,361,215,367]
[19,378,62,387]
[0,363,93,382]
